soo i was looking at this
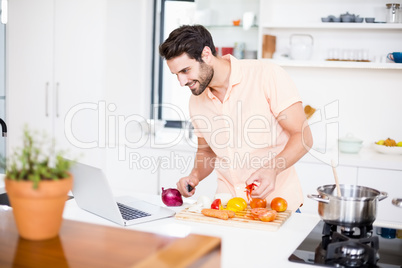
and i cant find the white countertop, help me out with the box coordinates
[300,146,402,171]
[62,191,321,268]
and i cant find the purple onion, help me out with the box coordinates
[161,187,183,206]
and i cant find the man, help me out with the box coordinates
[159,25,313,212]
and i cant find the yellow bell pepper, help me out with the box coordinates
[226,197,247,212]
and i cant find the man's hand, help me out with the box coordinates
[176,175,199,197]
[245,167,277,199]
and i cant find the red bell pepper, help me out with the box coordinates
[245,183,257,201]
[211,198,222,210]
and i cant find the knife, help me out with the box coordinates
[187,184,193,193]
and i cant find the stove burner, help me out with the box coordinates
[341,243,366,259]
[323,222,373,239]
[288,221,402,268]
[320,223,380,267]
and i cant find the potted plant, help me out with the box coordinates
[4,128,73,240]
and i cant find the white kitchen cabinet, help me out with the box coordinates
[295,162,358,214]
[7,0,54,139]
[7,0,106,167]
[357,167,402,224]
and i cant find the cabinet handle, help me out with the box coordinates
[56,82,60,118]
[45,82,49,117]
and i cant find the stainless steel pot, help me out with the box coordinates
[308,184,387,227]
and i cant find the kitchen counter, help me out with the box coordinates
[0,206,221,268]
[300,146,402,171]
[3,189,401,267]
[62,191,321,268]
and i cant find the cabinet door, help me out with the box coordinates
[53,0,106,167]
[7,0,54,152]
[295,162,357,214]
[357,168,402,224]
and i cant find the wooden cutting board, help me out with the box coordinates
[175,208,292,231]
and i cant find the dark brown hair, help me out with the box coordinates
[159,25,217,62]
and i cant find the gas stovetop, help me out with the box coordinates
[289,221,402,268]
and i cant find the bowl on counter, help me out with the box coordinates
[372,143,402,155]
[365,17,375,23]
[338,134,363,154]
[355,17,364,23]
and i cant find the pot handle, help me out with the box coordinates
[307,194,329,204]
[377,191,388,201]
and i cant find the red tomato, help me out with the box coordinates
[270,197,288,212]
[250,198,267,209]
[258,210,277,222]
[250,207,269,216]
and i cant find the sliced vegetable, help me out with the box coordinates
[211,198,222,210]
[196,195,212,208]
[258,210,277,222]
[245,183,257,201]
[249,207,277,222]
[250,207,269,216]
[187,202,203,213]
[201,208,229,220]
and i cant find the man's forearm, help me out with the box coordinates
[189,149,216,183]
[265,130,313,175]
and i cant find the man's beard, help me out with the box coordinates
[191,62,214,96]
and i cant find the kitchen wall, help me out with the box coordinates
[259,0,402,147]
[287,67,402,148]
[104,0,153,129]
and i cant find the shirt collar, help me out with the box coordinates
[205,55,242,101]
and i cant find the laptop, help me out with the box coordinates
[70,161,175,226]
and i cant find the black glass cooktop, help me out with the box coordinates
[289,221,402,268]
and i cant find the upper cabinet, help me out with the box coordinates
[258,0,402,70]
[7,0,154,169]
[7,0,107,167]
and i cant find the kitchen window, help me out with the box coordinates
[152,0,195,127]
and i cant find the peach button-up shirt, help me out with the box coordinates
[189,55,304,211]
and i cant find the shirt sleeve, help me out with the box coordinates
[264,63,302,117]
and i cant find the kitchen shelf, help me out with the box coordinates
[261,22,402,31]
[206,25,258,29]
[264,59,402,70]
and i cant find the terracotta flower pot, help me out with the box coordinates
[5,174,73,240]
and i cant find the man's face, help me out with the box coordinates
[166,53,213,96]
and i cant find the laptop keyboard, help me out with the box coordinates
[117,202,151,221]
